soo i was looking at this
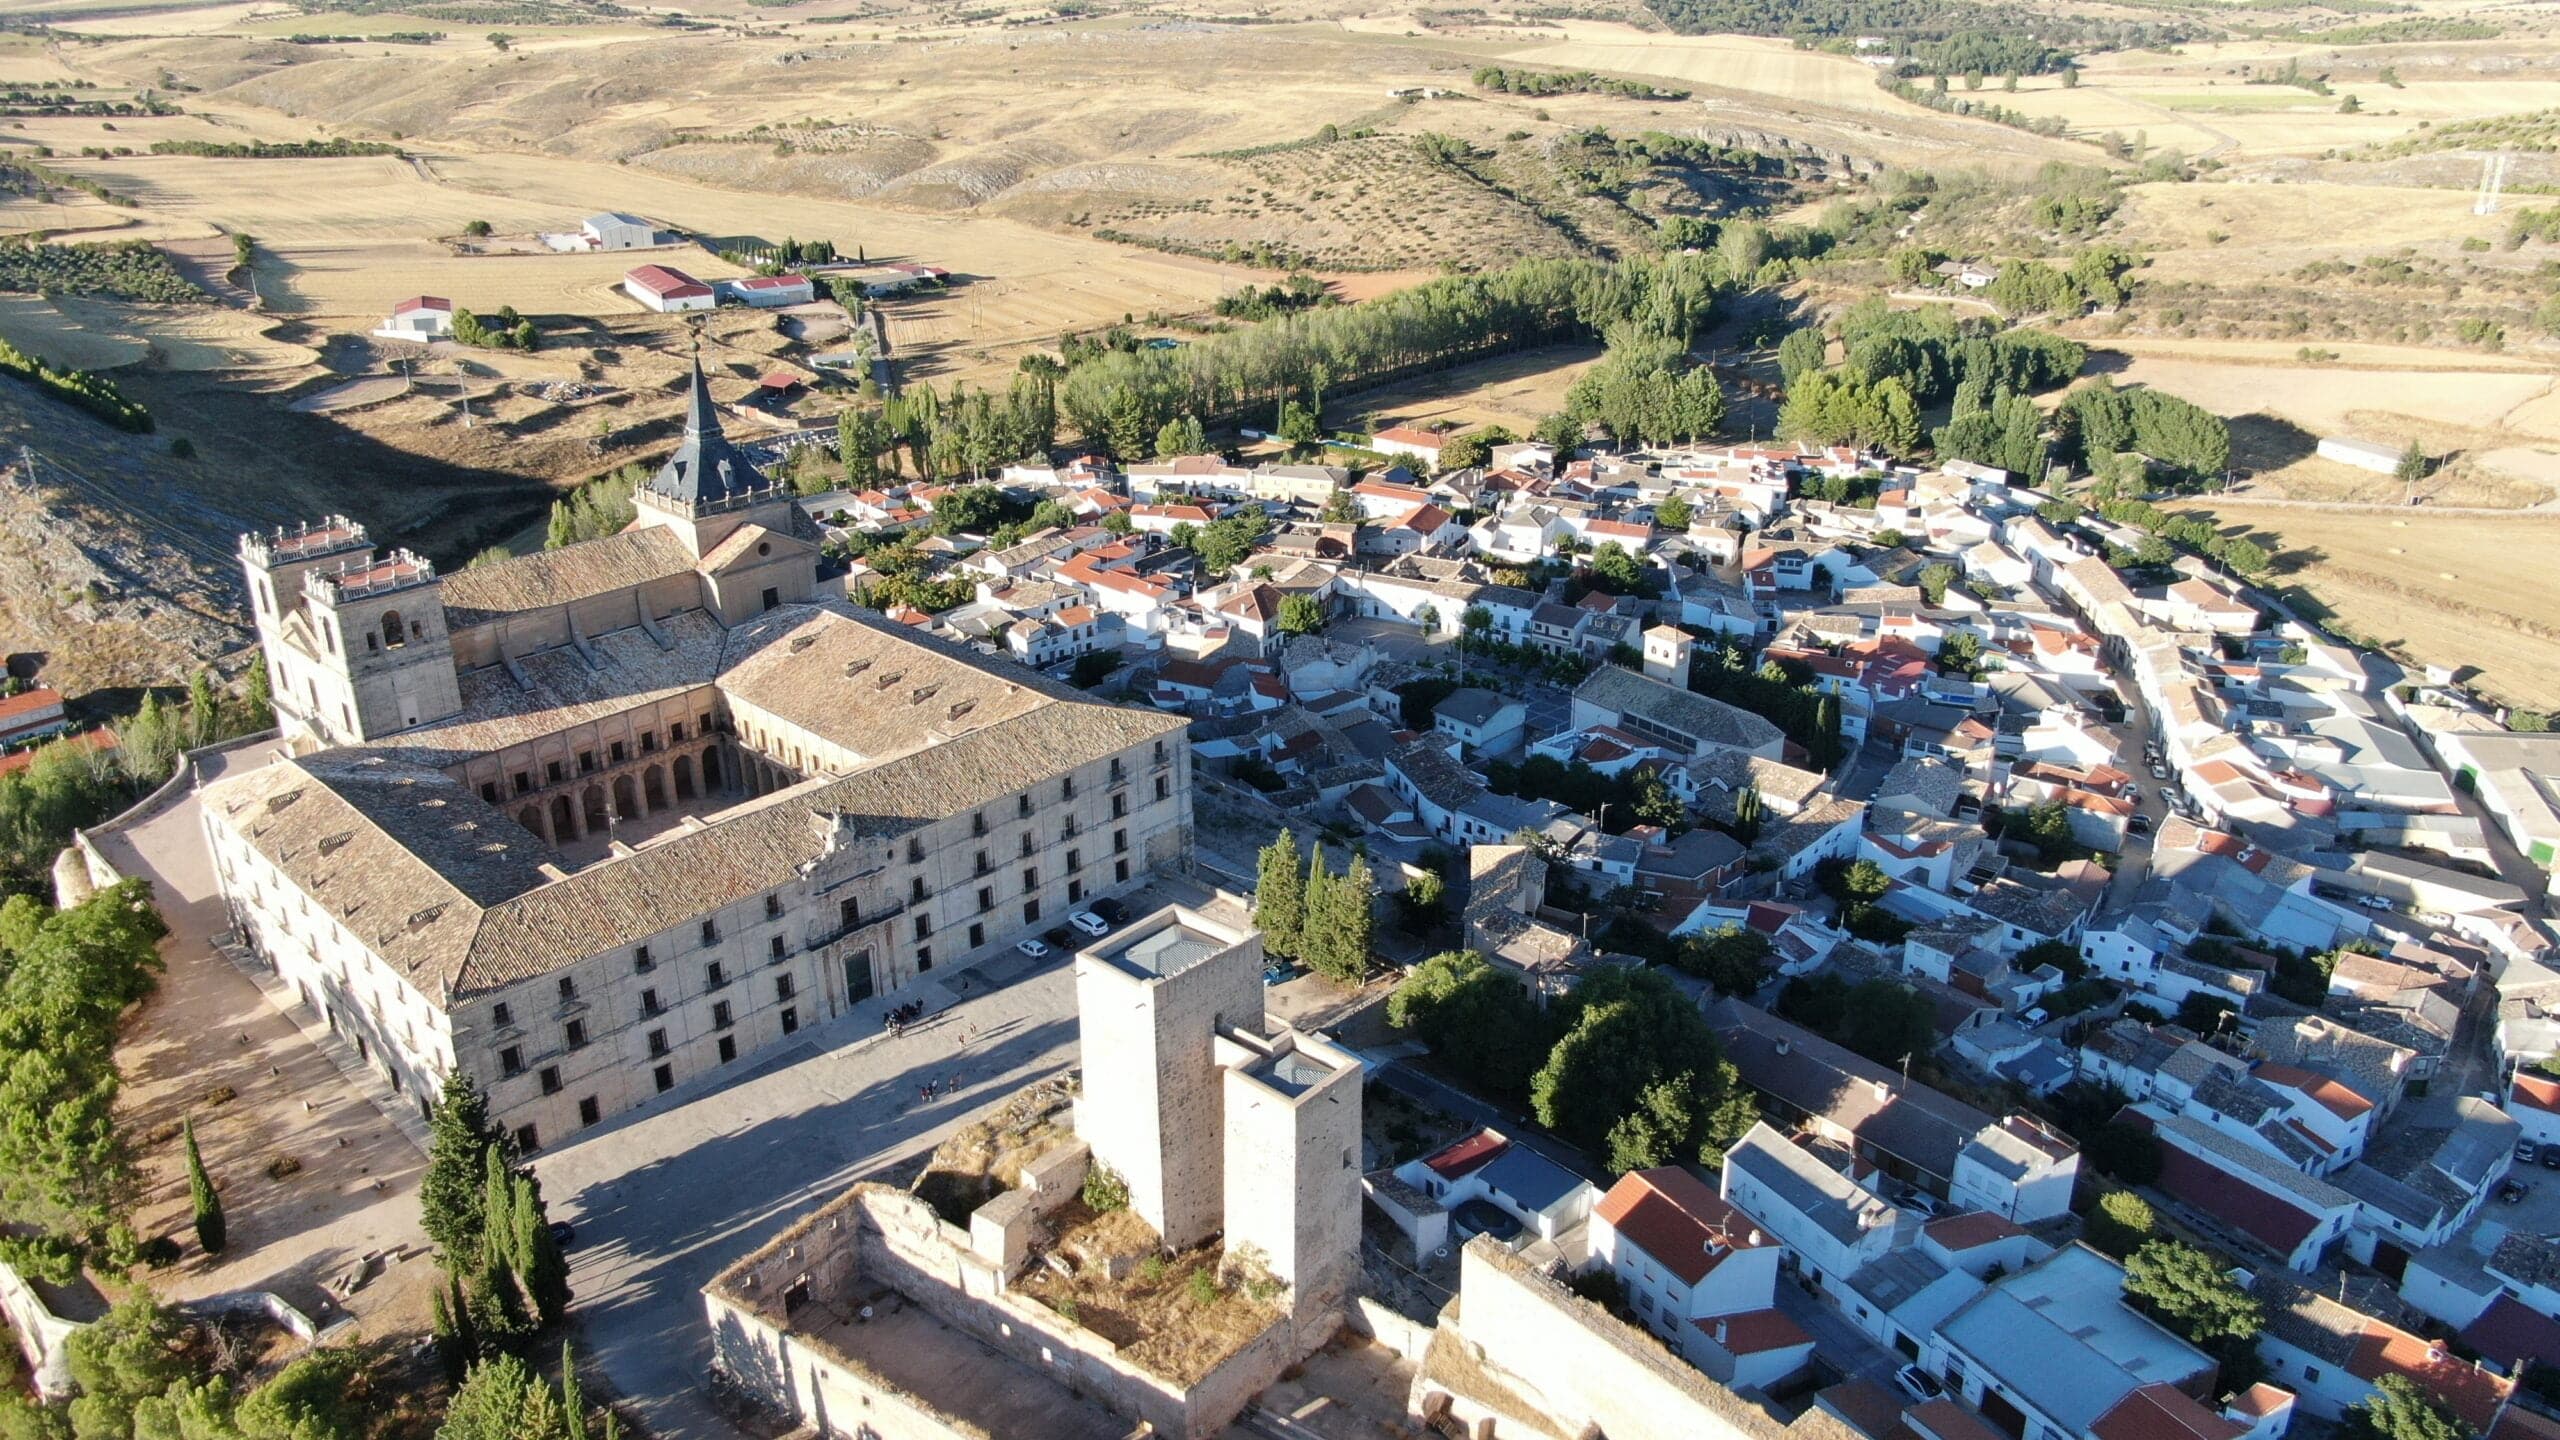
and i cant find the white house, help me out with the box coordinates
[1720,1122,1909,1287]
[1372,424,1454,467]
[1394,1129,1597,1245]
[722,273,816,308]
[623,264,715,313]
[1592,1167,1812,1390]
[373,295,453,340]
[1434,687,1527,760]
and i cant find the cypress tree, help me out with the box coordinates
[513,1175,571,1328]
[423,1071,503,1266]
[183,1117,225,1255]
[1302,843,1333,973]
[1254,828,1305,959]
[482,1144,517,1275]
[560,1343,587,1440]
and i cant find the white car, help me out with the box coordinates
[1015,938,1051,959]
[2356,894,2395,912]
[1069,911,1111,937]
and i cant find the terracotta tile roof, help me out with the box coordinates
[1923,1211,2026,1251]
[1908,1399,2013,1440]
[2226,1384,2292,1419]
[2347,1325,2513,1431]
[1695,1308,1811,1356]
[1596,1165,1773,1287]
[0,687,65,725]
[439,528,698,629]
[1420,1129,1508,1181]
[2254,1063,2374,1121]
[2512,1071,2560,1115]
[2089,1384,2246,1440]
[624,264,710,298]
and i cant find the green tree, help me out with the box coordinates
[2345,1376,2473,1440]
[1306,851,1374,987]
[422,1070,505,1267]
[1276,594,1325,635]
[2396,440,2429,484]
[2084,1189,2156,1260]
[1254,829,1306,960]
[183,1117,223,1255]
[2123,1239,2261,1349]
[65,1296,185,1440]
[510,1173,570,1328]
[1654,495,1692,531]
[1154,414,1205,459]
[1388,951,1553,1101]
[1776,327,1826,384]
[1918,563,1957,607]
[2085,1120,2162,1183]
[437,1356,568,1440]
[1531,967,1755,1170]
[1676,923,1772,996]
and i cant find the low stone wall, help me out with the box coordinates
[706,1182,1306,1440]
[0,1260,92,1399]
[58,729,284,907]
[1419,1240,1861,1440]
[1348,1297,1436,1365]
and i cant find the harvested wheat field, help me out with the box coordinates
[2120,182,2501,278]
[0,295,149,370]
[1339,343,1605,436]
[265,240,733,322]
[2173,500,2560,709]
[2105,349,2560,444]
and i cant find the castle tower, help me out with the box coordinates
[1641,623,1694,686]
[628,356,803,562]
[1218,1027,1362,1325]
[241,519,461,746]
[1072,906,1265,1251]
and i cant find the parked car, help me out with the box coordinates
[2503,1178,2533,1204]
[1895,1366,1945,1403]
[2150,764,2170,780]
[2521,1139,2540,1165]
[2156,786,2179,806]
[2356,895,2395,912]
[1044,926,1075,950]
[2128,814,2153,837]
[2539,1145,2560,1172]
[1091,897,1128,925]
[1069,910,1111,938]
[1015,938,1050,960]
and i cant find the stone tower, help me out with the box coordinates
[628,356,802,561]
[1641,623,1694,686]
[1219,1027,1363,1324]
[1072,906,1266,1250]
[240,518,463,747]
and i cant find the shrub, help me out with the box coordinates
[265,1154,301,1181]
[1080,1163,1128,1214]
[1187,1268,1221,1306]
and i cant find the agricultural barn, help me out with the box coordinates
[624,265,715,313]
[373,296,453,340]
[2317,436,2403,476]
[724,274,816,308]
[584,211,667,251]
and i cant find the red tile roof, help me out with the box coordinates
[1922,1211,2026,1251]
[0,687,65,725]
[1695,1308,1811,1356]
[2136,1114,2325,1255]
[1595,1166,1769,1287]
[2225,1384,2292,1420]
[2512,1072,2560,1116]
[391,295,451,314]
[2255,1063,2374,1120]
[1907,1399,2014,1440]
[2348,1324,2513,1431]
[2089,1384,2247,1440]
[2461,1294,2560,1374]
[1420,1129,1509,1182]
[732,273,810,291]
[623,264,710,299]
[1374,425,1449,448]
[0,726,113,776]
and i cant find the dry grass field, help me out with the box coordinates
[1338,342,1606,435]
[2172,500,2560,709]
[2117,181,2506,281]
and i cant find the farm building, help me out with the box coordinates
[722,274,816,308]
[2317,436,2405,475]
[1373,424,1457,465]
[584,211,670,250]
[624,265,715,313]
[373,296,453,341]
[1932,260,2000,289]
[851,262,949,297]
[0,687,70,748]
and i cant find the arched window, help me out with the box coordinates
[381,611,406,650]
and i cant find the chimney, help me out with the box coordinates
[1748,1229,1763,1246]
[1715,1318,1728,1344]
[1775,1038,1792,1056]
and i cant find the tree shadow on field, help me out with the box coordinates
[2264,541,2328,578]
[2229,413,2319,472]
[2083,349,2135,376]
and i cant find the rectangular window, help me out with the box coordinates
[648,1028,669,1057]
[480,782,500,804]
[609,741,627,763]
[765,894,783,920]
[1022,867,1039,891]
[546,760,566,784]
[717,1035,738,1064]
[1114,829,1129,855]
[1024,899,1042,924]
[641,989,662,1017]
[564,1020,588,1050]
[776,974,796,1001]
[641,731,658,754]
[916,945,934,973]
[1062,776,1076,800]
[539,1066,562,1095]
[493,1002,514,1028]
[500,1046,524,1077]
[1111,794,1128,819]
[913,914,932,940]
[557,976,578,1002]
[578,1096,601,1127]
[700,918,719,945]
[780,1006,799,1035]
[972,812,988,837]
[513,772,533,796]
[514,1124,539,1154]
[1116,858,1130,883]
[634,945,654,973]
[706,962,727,989]
[760,586,780,612]
[976,850,991,876]
[911,876,928,903]
[1020,833,1036,859]
[968,922,984,949]
[907,837,924,863]
[671,721,688,742]
[769,935,786,961]
[1067,848,1081,873]
[1069,879,1084,904]
[1154,741,1168,764]
[1155,775,1170,801]
[654,1063,674,1094]
[578,750,596,774]
[1110,757,1125,782]
[713,1001,734,1030]
[840,898,862,931]
[1018,794,1033,818]
[978,886,995,913]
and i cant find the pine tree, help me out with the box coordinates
[239,650,275,732]
[423,1071,505,1266]
[1313,852,1376,987]
[183,1117,224,1254]
[1254,829,1306,959]
[483,1144,518,1274]
[512,1174,571,1328]
[185,670,221,750]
